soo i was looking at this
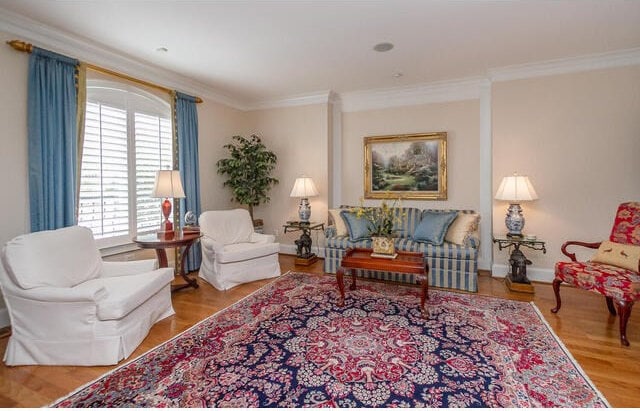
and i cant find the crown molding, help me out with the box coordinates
[489,47,640,82]
[340,77,484,113]
[3,5,639,113]
[245,91,332,111]
[0,7,249,111]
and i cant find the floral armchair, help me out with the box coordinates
[552,202,640,346]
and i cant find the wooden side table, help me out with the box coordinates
[133,230,202,292]
[283,221,325,266]
[493,236,546,294]
[336,248,429,316]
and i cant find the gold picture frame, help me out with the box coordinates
[364,132,447,200]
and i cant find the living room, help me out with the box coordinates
[0,1,639,407]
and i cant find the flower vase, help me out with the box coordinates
[372,236,395,255]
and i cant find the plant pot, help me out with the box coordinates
[372,236,395,255]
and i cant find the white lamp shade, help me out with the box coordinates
[151,170,186,198]
[290,176,319,198]
[495,174,538,202]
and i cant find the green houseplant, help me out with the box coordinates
[351,198,405,255]
[217,134,279,222]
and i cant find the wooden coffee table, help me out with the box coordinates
[336,247,429,315]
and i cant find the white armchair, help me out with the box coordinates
[0,226,175,366]
[199,209,281,290]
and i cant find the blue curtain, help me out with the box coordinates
[28,47,79,232]
[176,92,202,272]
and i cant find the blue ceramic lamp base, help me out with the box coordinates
[505,203,525,238]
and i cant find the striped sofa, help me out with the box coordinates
[324,207,479,292]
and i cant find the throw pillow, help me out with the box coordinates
[445,212,480,245]
[592,240,640,273]
[328,209,348,237]
[340,210,371,241]
[413,210,458,245]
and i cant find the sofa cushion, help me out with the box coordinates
[393,207,422,237]
[445,212,480,246]
[78,268,174,320]
[325,236,478,261]
[341,211,371,241]
[413,210,458,245]
[328,209,348,236]
[218,242,280,263]
[555,261,640,302]
[2,226,103,289]
[200,209,254,245]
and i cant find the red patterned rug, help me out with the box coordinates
[52,272,608,407]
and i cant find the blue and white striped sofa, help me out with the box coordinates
[324,207,479,292]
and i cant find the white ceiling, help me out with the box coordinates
[1,0,640,106]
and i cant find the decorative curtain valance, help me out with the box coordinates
[175,92,202,272]
[28,47,81,232]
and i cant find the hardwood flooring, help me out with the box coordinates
[0,255,638,407]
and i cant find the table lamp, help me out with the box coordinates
[151,170,186,234]
[495,172,538,238]
[290,176,319,223]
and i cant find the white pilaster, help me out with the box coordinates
[478,80,493,270]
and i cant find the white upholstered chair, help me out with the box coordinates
[0,226,175,366]
[199,209,281,290]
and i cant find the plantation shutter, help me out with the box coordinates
[135,113,172,233]
[78,102,129,238]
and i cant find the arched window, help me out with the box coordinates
[78,79,172,247]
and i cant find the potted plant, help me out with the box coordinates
[352,198,404,256]
[217,134,279,223]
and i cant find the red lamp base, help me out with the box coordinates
[158,198,174,235]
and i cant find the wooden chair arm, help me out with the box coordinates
[560,241,602,261]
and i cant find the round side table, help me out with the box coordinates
[133,231,202,292]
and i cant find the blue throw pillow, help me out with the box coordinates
[413,210,458,245]
[340,210,372,241]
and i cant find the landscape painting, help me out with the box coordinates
[364,132,447,200]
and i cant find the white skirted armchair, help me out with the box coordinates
[199,209,281,290]
[0,226,175,366]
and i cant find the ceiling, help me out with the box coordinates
[1,0,640,106]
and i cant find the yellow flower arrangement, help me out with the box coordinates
[351,198,405,237]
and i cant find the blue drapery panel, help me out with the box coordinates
[176,92,202,271]
[28,47,79,232]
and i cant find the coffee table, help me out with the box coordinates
[336,247,429,315]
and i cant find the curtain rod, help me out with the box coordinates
[6,39,203,104]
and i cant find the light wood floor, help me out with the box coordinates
[1,255,638,407]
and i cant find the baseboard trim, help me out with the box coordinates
[491,263,554,283]
[280,244,326,259]
[0,307,10,328]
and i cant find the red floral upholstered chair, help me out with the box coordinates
[551,202,640,346]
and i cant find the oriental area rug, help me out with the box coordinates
[52,272,608,408]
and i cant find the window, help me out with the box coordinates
[78,80,172,247]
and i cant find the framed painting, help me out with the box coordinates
[364,132,447,200]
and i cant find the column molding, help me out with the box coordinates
[478,79,493,270]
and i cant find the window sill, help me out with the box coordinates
[99,242,140,257]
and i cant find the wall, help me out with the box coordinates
[0,31,29,322]
[341,100,481,210]
[197,101,251,212]
[243,104,329,250]
[492,65,640,279]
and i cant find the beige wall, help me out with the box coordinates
[0,31,29,316]
[492,66,640,273]
[244,104,329,248]
[341,100,481,211]
[197,101,251,213]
